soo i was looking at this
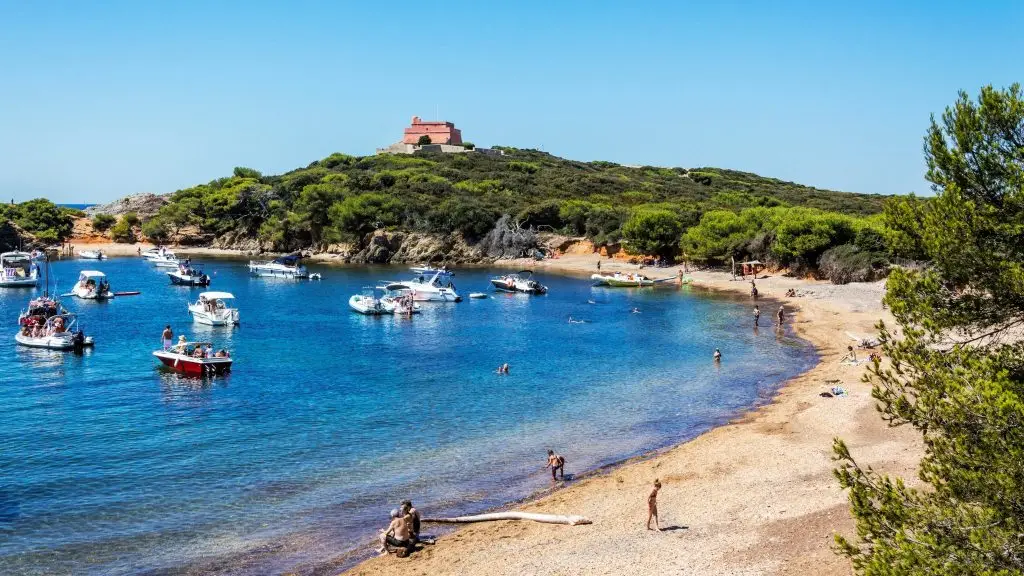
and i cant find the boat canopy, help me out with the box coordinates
[273,254,302,266]
[1,252,31,262]
[384,282,412,291]
[516,270,534,275]
[79,270,105,278]
[199,291,235,300]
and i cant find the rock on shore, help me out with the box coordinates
[86,193,169,219]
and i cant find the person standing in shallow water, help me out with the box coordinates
[646,479,661,530]
[777,305,786,326]
[546,450,566,481]
[754,305,760,327]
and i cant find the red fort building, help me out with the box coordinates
[402,116,463,146]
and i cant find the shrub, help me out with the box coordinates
[461,142,475,150]
[109,218,135,243]
[141,217,171,243]
[91,213,116,232]
[622,208,682,257]
[817,244,886,284]
[417,135,432,145]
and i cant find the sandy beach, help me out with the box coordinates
[342,255,923,576]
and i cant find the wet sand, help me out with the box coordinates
[343,255,922,575]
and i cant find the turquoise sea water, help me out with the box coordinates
[0,258,815,575]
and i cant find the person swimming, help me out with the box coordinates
[631,307,641,314]
[713,348,722,361]
[496,363,510,374]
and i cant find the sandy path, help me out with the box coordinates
[342,256,922,575]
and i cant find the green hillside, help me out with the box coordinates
[138,147,885,253]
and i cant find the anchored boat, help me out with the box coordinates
[591,272,659,287]
[79,249,106,260]
[0,252,40,287]
[491,270,547,294]
[249,254,309,279]
[72,271,115,300]
[16,313,93,350]
[168,264,211,287]
[188,291,239,326]
[384,271,461,302]
[153,341,232,376]
[349,291,386,315]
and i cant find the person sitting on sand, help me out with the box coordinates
[713,348,722,362]
[379,508,415,556]
[647,479,661,531]
[785,288,797,297]
[546,450,566,481]
[400,500,421,543]
[844,345,857,362]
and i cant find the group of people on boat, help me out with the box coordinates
[19,314,65,338]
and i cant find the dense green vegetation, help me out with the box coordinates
[834,84,1024,574]
[138,147,885,260]
[0,199,78,243]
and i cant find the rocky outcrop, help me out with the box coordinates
[347,230,483,264]
[86,193,169,219]
[210,230,263,254]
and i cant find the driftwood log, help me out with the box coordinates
[424,512,592,526]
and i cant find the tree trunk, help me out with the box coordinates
[424,512,592,526]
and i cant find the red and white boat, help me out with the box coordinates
[153,341,232,377]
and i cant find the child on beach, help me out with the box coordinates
[646,479,661,530]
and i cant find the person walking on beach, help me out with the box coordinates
[161,325,173,350]
[646,479,661,531]
[754,305,761,327]
[750,279,758,300]
[596,259,601,271]
[777,305,786,326]
[546,450,566,481]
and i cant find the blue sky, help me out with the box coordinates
[1,1,1021,203]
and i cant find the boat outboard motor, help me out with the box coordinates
[72,330,86,352]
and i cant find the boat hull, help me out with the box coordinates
[15,332,94,350]
[0,278,39,288]
[490,279,547,294]
[169,273,210,286]
[349,295,385,315]
[72,287,114,300]
[249,266,309,279]
[153,351,232,376]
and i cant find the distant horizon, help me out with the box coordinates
[3,1,1022,203]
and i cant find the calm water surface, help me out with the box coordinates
[0,257,814,575]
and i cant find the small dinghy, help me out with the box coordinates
[79,249,106,260]
[469,292,488,299]
[349,292,386,315]
[591,272,659,287]
[153,340,232,376]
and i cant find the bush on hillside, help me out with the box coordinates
[91,213,116,232]
[817,244,888,284]
[622,208,682,258]
[109,218,135,243]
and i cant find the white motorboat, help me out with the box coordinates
[491,270,548,294]
[410,264,453,277]
[377,286,422,315]
[384,271,461,302]
[188,291,240,326]
[349,292,386,315]
[0,252,40,287]
[150,251,181,268]
[168,264,211,286]
[16,313,94,350]
[79,249,106,260]
[141,247,163,259]
[72,271,114,300]
[249,254,309,279]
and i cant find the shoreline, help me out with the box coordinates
[342,255,922,575]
